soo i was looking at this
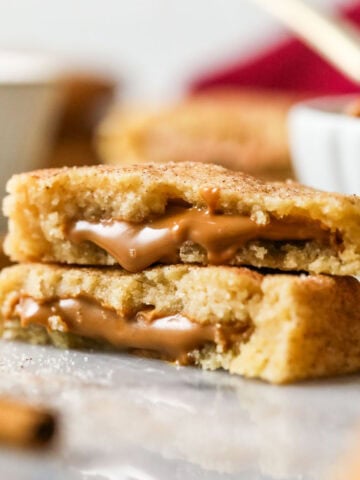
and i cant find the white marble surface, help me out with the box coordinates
[0,340,359,479]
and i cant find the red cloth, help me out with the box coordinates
[191,1,360,94]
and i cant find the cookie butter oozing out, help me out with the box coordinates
[16,296,218,364]
[3,162,360,274]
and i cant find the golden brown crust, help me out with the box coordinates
[3,161,347,202]
[1,263,360,383]
[96,89,296,180]
[3,162,360,275]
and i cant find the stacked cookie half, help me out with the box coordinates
[1,162,360,383]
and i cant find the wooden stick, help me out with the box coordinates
[0,398,57,448]
[251,0,360,84]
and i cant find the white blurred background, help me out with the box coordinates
[0,0,346,101]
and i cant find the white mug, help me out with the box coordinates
[0,51,63,231]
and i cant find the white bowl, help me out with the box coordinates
[289,94,360,195]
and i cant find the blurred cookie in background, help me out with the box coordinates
[46,71,116,169]
[0,237,11,270]
[96,89,299,181]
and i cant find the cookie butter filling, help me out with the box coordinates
[12,296,249,363]
[67,204,334,273]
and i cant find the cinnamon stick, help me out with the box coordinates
[0,398,57,448]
